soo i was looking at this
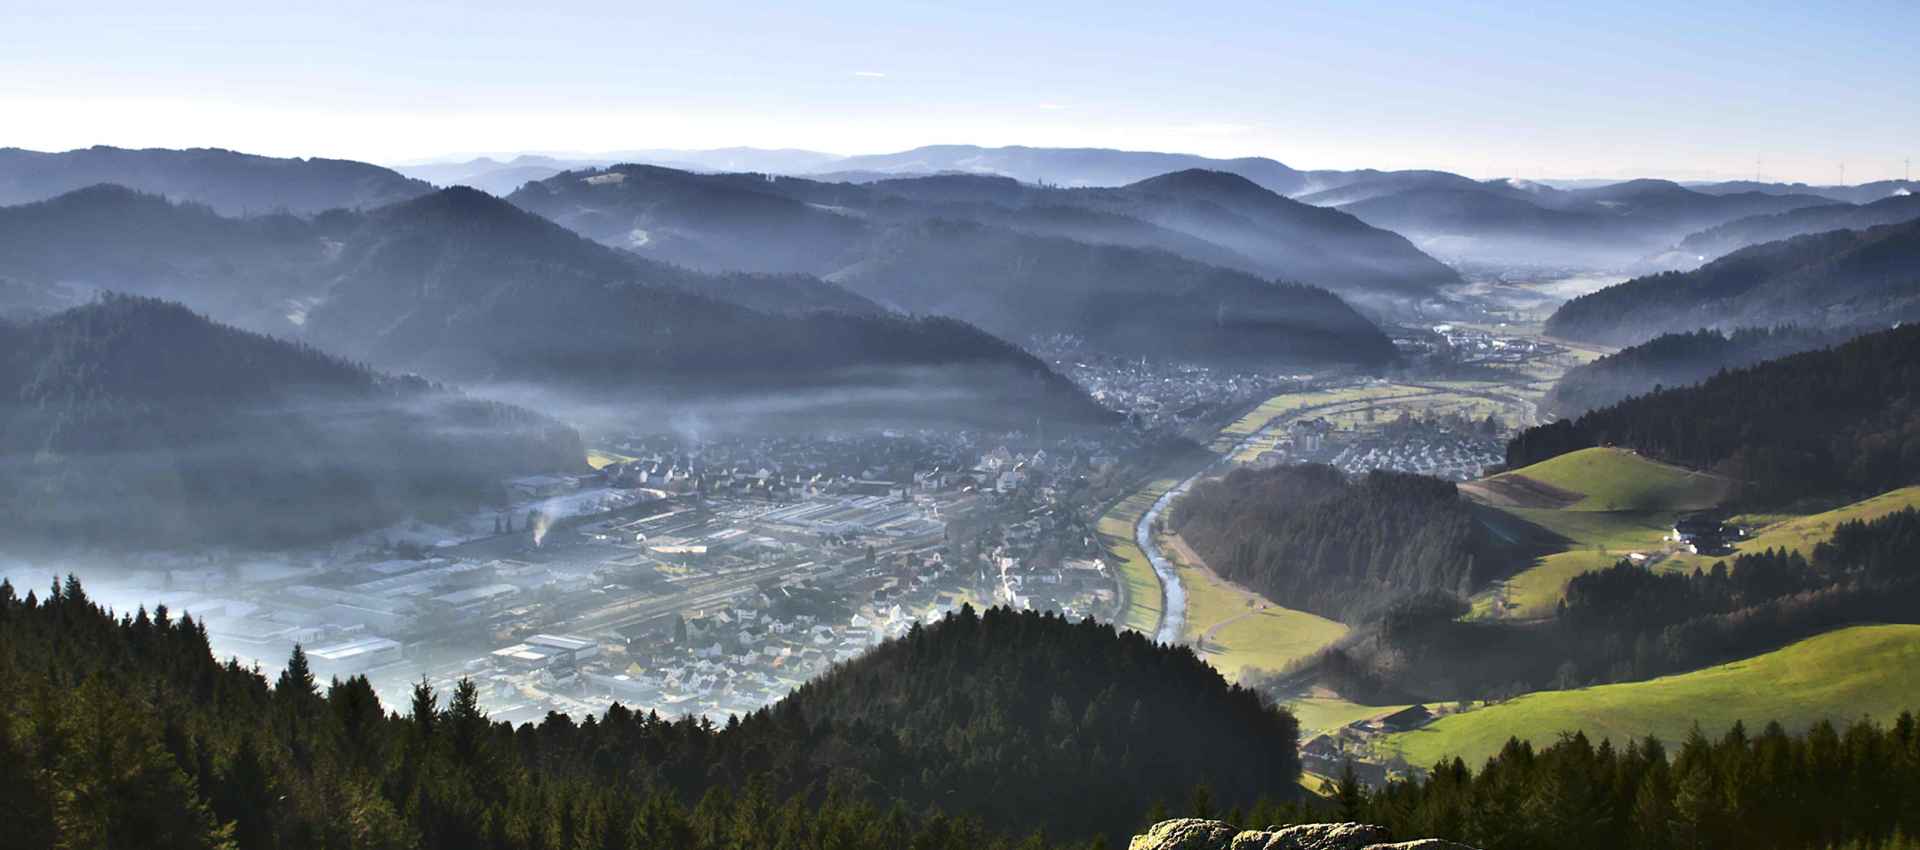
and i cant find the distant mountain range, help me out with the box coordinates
[1544,219,1920,347]
[0,146,432,215]
[0,295,583,547]
[508,163,1458,320]
[1674,192,1920,261]
[1322,177,1844,267]
[0,184,1113,429]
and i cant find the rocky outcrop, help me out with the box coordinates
[1128,820,1243,850]
[1130,820,1477,850]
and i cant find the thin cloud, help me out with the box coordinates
[852,71,888,78]
[1037,103,1068,111]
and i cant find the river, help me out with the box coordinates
[1135,413,1289,644]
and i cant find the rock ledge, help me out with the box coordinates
[1129,819,1477,850]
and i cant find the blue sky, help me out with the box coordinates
[3,0,1915,182]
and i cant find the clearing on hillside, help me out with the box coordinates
[1464,447,1731,512]
[1384,624,1920,767]
[1661,486,1920,573]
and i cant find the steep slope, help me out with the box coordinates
[1339,187,1638,266]
[306,188,1111,426]
[1677,192,1920,260]
[1084,170,1462,303]
[0,146,431,214]
[1506,322,1920,507]
[509,165,870,274]
[0,592,1301,847]
[827,219,1398,366]
[0,295,583,547]
[1541,326,1863,417]
[0,185,1095,429]
[1545,220,1920,347]
[509,166,1422,359]
[0,184,340,329]
[816,144,1310,194]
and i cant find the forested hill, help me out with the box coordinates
[827,219,1399,366]
[0,587,1299,849]
[0,295,584,547]
[1173,465,1498,623]
[1676,192,1920,260]
[1506,322,1920,507]
[0,185,1108,429]
[1544,219,1920,347]
[308,188,1113,426]
[510,162,1456,324]
[1541,325,1863,418]
[0,145,432,214]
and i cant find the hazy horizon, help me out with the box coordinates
[5,0,1915,184]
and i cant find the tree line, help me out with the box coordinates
[1506,322,1920,508]
[1352,714,1920,850]
[1291,508,1920,702]
[1173,465,1498,623]
[1542,325,1861,419]
[0,580,1299,849]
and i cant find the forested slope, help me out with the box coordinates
[0,590,1301,848]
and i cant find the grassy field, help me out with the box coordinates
[1736,486,1920,557]
[1287,696,1411,736]
[1384,624,1920,767]
[1097,479,1175,635]
[1299,770,1338,797]
[1472,505,1680,619]
[585,448,639,470]
[1662,486,1920,573]
[1159,533,1348,680]
[1470,447,1731,512]
[1212,384,1435,451]
[1221,382,1526,462]
[1464,449,1733,618]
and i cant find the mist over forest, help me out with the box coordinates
[4,33,1920,844]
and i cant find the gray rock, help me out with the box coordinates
[1256,823,1394,850]
[1134,820,1476,850]
[1128,819,1241,850]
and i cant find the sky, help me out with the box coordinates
[3,0,1916,183]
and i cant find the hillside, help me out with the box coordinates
[0,295,583,547]
[1506,323,1920,507]
[1464,447,1732,512]
[1086,170,1462,304]
[1173,466,1498,623]
[1324,178,1834,268]
[0,183,341,329]
[0,145,432,214]
[1386,624,1920,768]
[0,590,1299,847]
[1337,187,1639,266]
[1677,192,1920,260]
[510,164,1459,319]
[0,185,1103,430]
[827,219,1399,365]
[1541,326,1863,418]
[1454,447,1730,620]
[306,188,1111,427]
[1545,219,1920,347]
[507,164,871,275]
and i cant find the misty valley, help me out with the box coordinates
[4,123,1920,848]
